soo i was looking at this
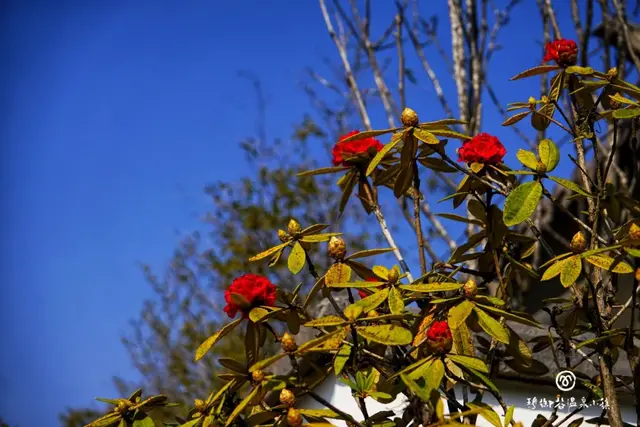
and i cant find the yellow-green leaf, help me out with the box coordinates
[516,149,538,170]
[388,286,404,315]
[612,107,640,119]
[366,132,404,176]
[248,307,270,323]
[300,232,343,242]
[584,255,634,273]
[327,280,384,288]
[538,139,560,172]
[225,386,260,426]
[297,166,350,177]
[429,128,471,141]
[249,242,289,262]
[372,265,390,279]
[503,181,542,227]
[504,405,515,427]
[424,358,445,392]
[560,256,582,287]
[296,329,344,353]
[345,248,395,260]
[358,288,390,313]
[288,241,306,275]
[325,263,352,285]
[565,65,595,75]
[340,128,399,143]
[510,64,562,80]
[304,315,347,327]
[401,282,463,292]
[474,307,510,344]
[413,128,440,144]
[334,344,351,375]
[541,256,574,281]
[466,403,502,427]
[548,176,592,197]
[448,300,475,328]
[195,318,243,361]
[502,111,531,126]
[447,355,489,374]
[357,324,413,345]
[249,352,286,372]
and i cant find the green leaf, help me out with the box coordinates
[299,409,341,419]
[584,255,634,273]
[288,241,306,275]
[195,318,243,361]
[401,282,463,292]
[428,128,471,140]
[447,355,489,374]
[448,300,475,328]
[503,181,542,226]
[346,248,395,260]
[478,305,541,328]
[474,307,510,344]
[357,324,412,345]
[413,128,439,144]
[417,157,458,173]
[249,242,289,262]
[613,107,640,119]
[296,329,344,353]
[560,256,582,287]
[338,169,358,215]
[325,263,352,286]
[328,280,384,288]
[297,166,350,177]
[366,132,404,176]
[179,418,203,427]
[548,176,592,197]
[341,128,399,143]
[334,344,351,375]
[218,357,247,373]
[132,416,155,427]
[424,358,445,392]
[510,65,562,80]
[466,403,502,427]
[538,139,560,172]
[436,213,484,226]
[225,386,260,426]
[388,286,404,315]
[516,149,538,170]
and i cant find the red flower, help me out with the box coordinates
[223,274,277,319]
[332,130,384,166]
[358,277,382,299]
[543,39,578,67]
[458,133,506,164]
[426,320,453,354]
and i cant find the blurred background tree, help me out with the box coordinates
[60,1,640,425]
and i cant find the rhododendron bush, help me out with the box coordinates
[83,37,640,427]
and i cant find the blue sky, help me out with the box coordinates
[0,1,604,426]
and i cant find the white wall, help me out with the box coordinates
[301,377,637,426]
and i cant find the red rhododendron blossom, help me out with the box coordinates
[332,130,384,166]
[458,133,506,164]
[426,320,453,354]
[223,274,277,319]
[543,39,578,67]
[358,277,382,299]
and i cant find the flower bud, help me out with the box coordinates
[287,218,301,235]
[278,229,290,242]
[628,223,640,241]
[281,332,298,352]
[367,310,380,318]
[279,389,296,407]
[570,231,587,252]
[463,279,478,298]
[388,267,400,283]
[251,370,265,383]
[514,423,524,427]
[286,408,303,427]
[194,398,207,413]
[536,160,547,174]
[541,95,549,104]
[116,400,132,415]
[606,67,618,79]
[609,92,622,110]
[401,107,419,127]
[528,96,537,110]
[635,268,640,283]
[327,236,347,260]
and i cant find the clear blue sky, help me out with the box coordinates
[0,1,601,426]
